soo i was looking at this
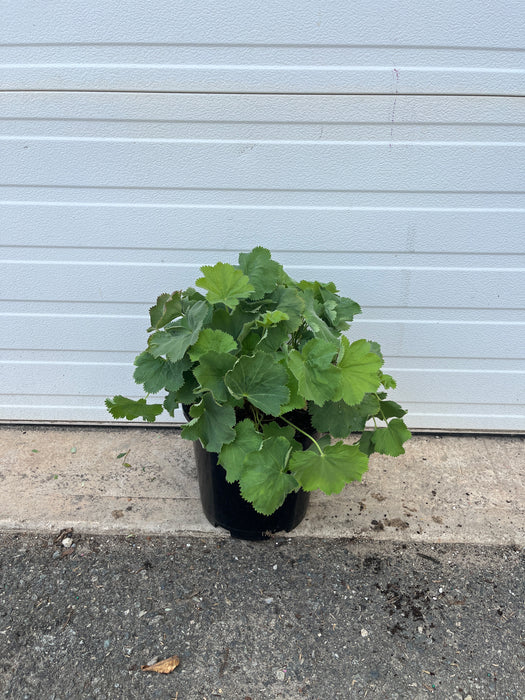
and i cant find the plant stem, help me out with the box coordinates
[281,416,324,455]
[373,393,389,424]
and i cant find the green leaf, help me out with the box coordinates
[357,431,374,456]
[218,418,263,483]
[196,261,254,309]
[257,310,290,327]
[380,373,397,389]
[287,338,339,406]
[270,285,305,334]
[301,288,340,344]
[181,393,236,453]
[193,351,237,403]
[290,442,369,494]
[256,323,290,353]
[309,393,379,437]
[148,300,210,362]
[261,421,302,452]
[370,418,412,456]
[188,328,237,361]
[277,365,307,414]
[335,337,382,405]
[148,291,183,331]
[378,399,407,420]
[210,306,257,340]
[105,396,163,423]
[238,436,298,515]
[225,353,290,416]
[163,370,200,413]
[317,287,361,330]
[133,351,189,394]
[369,341,384,362]
[238,246,283,299]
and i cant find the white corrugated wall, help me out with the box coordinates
[1,1,524,431]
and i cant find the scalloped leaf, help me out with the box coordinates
[133,352,190,394]
[309,393,379,437]
[270,285,305,334]
[238,246,283,299]
[335,337,382,405]
[193,351,237,403]
[290,442,369,494]
[301,288,339,344]
[148,291,183,331]
[181,393,236,453]
[225,353,290,416]
[188,328,237,361]
[287,338,339,406]
[238,436,298,515]
[257,310,290,327]
[196,262,254,309]
[105,396,163,423]
[148,300,210,362]
[370,418,412,456]
[218,418,263,483]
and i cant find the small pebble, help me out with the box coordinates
[361,628,369,638]
[275,670,286,681]
[62,537,73,548]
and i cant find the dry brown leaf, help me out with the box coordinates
[141,655,180,674]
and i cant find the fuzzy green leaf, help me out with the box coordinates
[301,288,340,344]
[256,323,290,353]
[370,418,411,456]
[148,292,183,331]
[277,365,307,414]
[238,436,298,515]
[257,310,290,327]
[335,337,382,405]
[105,396,163,423]
[196,262,254,309]
[148,300,210,362]
[262,421,304,453]
[317,287,361,330]
[287,338,339,406]
[163,370,200,414]
[238,246,283,299]
[210,306,257,340]
[270,286,305,334]
[290,442,369,494]
[380,373,397,389]
[188,328,237,361]
[133,352,189,394]
[181,393,236,453]
[225,353,290,416]
[309,393,379,437]
[193,351,237,403]
[218,418,263,483]
[378,399,407,420]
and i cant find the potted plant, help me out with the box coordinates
[106,247,411,539]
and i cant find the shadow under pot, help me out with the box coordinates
[183,405,312,540]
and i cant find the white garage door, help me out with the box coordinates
[1,1,524,431]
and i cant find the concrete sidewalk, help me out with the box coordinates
[0,425,523,545]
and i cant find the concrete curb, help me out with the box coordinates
[1,425,523,544]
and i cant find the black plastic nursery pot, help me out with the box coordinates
[184,406,312,540]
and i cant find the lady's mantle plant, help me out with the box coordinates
[106,247,411,515]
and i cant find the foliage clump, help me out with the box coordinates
[107,247,410,514]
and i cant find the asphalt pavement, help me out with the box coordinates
[0,532,523,699]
